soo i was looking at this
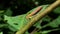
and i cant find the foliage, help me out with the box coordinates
[0,0,60,34]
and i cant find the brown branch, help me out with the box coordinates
[16,0,60,34]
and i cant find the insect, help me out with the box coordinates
[26,6,42,19]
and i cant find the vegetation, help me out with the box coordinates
[0,0,60,34]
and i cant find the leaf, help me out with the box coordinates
[25,31,29,34]
[43,16,60,28]
[48,16,60,27]
[0,24,8,28]
[4,8,12,16]
[53,6,60,14]
[41,29,60,34]
[4,14,28,31]
[0,10,5,16]
[0,32,3,34]
[0,10,4,14]
[34,32,40,34]
[33,20,42,28]
[41,30,51,34]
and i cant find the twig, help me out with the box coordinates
[16,0,60,34]
[30,28,37,34]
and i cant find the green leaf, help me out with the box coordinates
[0,10,4,16]
[25,31,29,34]
[4,14,28,31]
[41,29,60,34]
[0,10,4,14]
[0,32,3,34]
[33,20,42,28]
[48,16,60,27]
[43,16,60,28]
[53,6,60,14]
[4,8,12,16]
[34,32,40,34]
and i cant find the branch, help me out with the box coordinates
[30,28,38,34]
[16,0,60,34]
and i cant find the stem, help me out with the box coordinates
[30,28,37,34]
[16,0,60,34]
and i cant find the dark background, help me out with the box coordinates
[0,0,56,16]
